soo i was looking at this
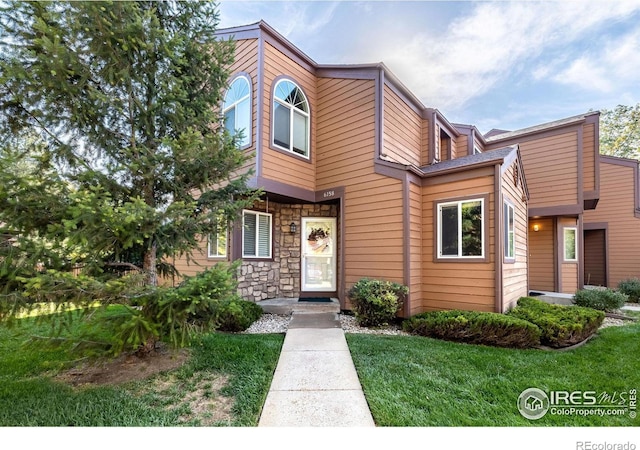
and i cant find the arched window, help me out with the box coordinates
[272,78,309,158]
[223,75,251,148]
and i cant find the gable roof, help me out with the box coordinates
[420,145,517,175]
[485,111,601,143]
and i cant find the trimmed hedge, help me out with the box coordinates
[213,299,263,332]
[348,278,408,327]
[508,297,604,348]
[402,310,541,349]
[618,278,640,303]
[573,288,628,312]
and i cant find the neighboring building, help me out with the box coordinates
[173,21,609,315]
[483,112,601,295]
[583,155,640,287]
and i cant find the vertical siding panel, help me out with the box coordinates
[316,78,404,300]
[501,163,529,311]
[583,123,596,192]
[383,85,422,166]
[229,39,259,177]
[421,172,495,312]
[559,217,579,294]
[421,118,430,166]
[584,160,640,286]
[261,42,316,191]
[173,39,258,279]
[409,182,423,316]
[529,217,555,291]
[489,131,579,208]
[456,134,468,158]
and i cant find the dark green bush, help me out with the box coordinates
[508,297,604,348]
[617,278,640,303]
[402,310,541,348]
[573,288,628,312]
[133,263,243,348]
[213,299,263,332]
[348,278,408,327]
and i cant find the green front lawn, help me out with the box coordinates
[347,323,640,426]
[0,316,283,426]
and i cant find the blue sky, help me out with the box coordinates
[218,0,640,134]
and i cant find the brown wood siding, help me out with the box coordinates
[228,39,259,177]
[421,118,430,166]
[172,234,231,283]
[261,42,316,190]
[409,181,423,316]
[316,78,404,295]
[583,123,596,192]
[584,229,606,286]
[383,85,422,166]
[529,218,555,291]
[584,160,640,286]
[421,171,495,312]
[559,217,579,294]
[492,131,580,209]
[501,164,529,311]
[456,134,468,158]
[175,39,258,276]
[562,264,578,293]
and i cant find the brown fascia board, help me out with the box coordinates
[216,21,318,71]
[426,108,461,138]
[485,111,601,144]
[484,128,512,139]
[454,122,487,147]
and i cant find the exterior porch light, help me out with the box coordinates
[289,222,297,234]
[533,224,540,232]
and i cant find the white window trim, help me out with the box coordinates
[242,210,272,259]
[207,225,227,259]
[474,145,482,155]
[563,227,578,262]
[437,198,485,259]
[272,79,310,159]
[504,201,515,260]
[223,75,252,148]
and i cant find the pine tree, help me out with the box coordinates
[599,104,640,160]
[0,1,256,286]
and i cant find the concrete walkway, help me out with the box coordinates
[258,312,375,427]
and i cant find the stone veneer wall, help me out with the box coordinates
[237,201,338,303]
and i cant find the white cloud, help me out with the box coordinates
[219,1,340,45]
[353,1,640,111]
[552,27,640,93]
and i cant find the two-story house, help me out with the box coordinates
[173,21,611,316]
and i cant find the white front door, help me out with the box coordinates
[301,217,337,292]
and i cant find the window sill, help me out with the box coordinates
[435,256,490,263]
[269,143,312,163]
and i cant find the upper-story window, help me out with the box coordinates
[223,75,251,148]
[272,79,310,158]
